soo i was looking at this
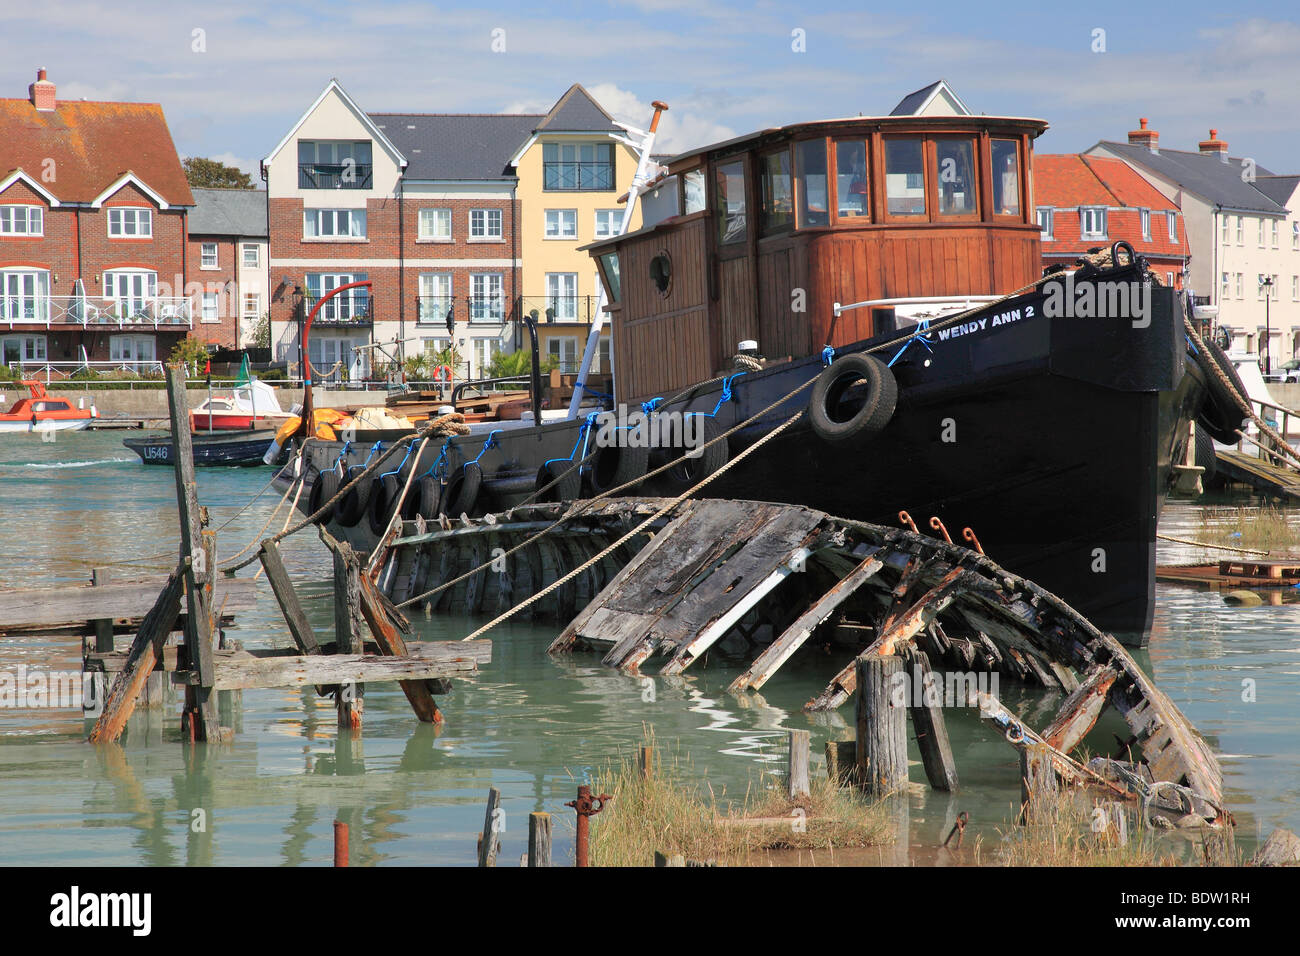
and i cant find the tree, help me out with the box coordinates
[488,348,553,384]
[183,157,253,189]
[251,310,271,349]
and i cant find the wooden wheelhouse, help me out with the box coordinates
[586,113,1049,404]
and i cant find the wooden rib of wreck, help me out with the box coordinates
[380,496,1223,807]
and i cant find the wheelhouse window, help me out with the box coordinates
[715,159,747,245]
[418,208,451,241]
[1080,207,1107,240]
[834,140,869,220]
[682,169,706,215]
[598,252,621,303]
[795,139,828,228]
[0,205,43,236]
[304,208,367,239]
[934,137,977,218]
[543,142,615,191]
[0,269,49,321]
[298,140,373,189]
[1037,207,1053,239]
[990,139,1021,217]
[108,207,152,238]
[759,149,794,234]
[469,208,503,241]
[883,138,926,218]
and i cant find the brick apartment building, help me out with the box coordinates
[0,68,197,374]
[1033,152,1191,287]
[187,188,270,349]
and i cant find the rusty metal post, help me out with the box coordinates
[334,820,349,867]
[565,784,611,868]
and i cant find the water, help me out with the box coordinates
[0,432,1295,865]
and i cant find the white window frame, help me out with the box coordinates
[109,333,156,365]
[1292,276,1299,302]
[418,273,453,325]
[546,272,579,320]
[107,207,152,238]
[472,337,500,378]
[469,208,503,241]
[1272,220,1279,248]
[418,207,452,241]
[1036,207,1053,239]
[200,292,220,323]
[303,208,367,239]
[1236,273,1243,298]
[103,269,158,318]
[544,209,577,239]
[0,269,50,322]
[1222,272,1230,299]
[0,205,43,236]
[594,209,622,239]
[1293,222,1299,251]
[1140,208,1150,242]
[1168,212,1178,244]
[1,333,47,364]
[1221,216,1230,244]
[547,335,580,373]
[242,243,260,268]
[242,292,261,322]
[469,272,503,322]
[1259,219,1266,248]
[1080,207,1106,240]
[200,242,219,269]
[1166,272,1174,287]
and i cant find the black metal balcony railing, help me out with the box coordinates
[543,162,614,191]
[304,293,373,326]
[415,295,455,327]
[298,163,374,189]
[517,295,605,324]
[469,294,505,324]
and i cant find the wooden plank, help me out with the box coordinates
[478,787,502,867]
[528,812,552,868]
[258,539,321,656]
[1041,663,1118,753]
[87,562,186,743]
[0,576,256,631]
[357,572,442,723]
[729,551,887,693]
[904,650,959,792]
[89,639,492,673]
[200,650,481,691]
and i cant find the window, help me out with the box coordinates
[594,335,611,374]
[422,337,451,361]
[834,140,868,220]
[1221,216,1230,244]
[935,138,977,217]
[242,243,260,268]
[242,293,260,323]
[795,139,828,227]
[594,209,622,238]
[469,208,503,241]
[1272,221,1279,247]
[1259,220,1266,247]
[469,273,503,322]
[884,138,926,217]
[1,334,46,365]
[107,207,152,238]
[1236,273,1243,298]
[759,149,793,234]
[1292,276,1299,301]
[305,273,369,322]
[201,292,220,323]
[104,270,157,317]
[418,273,453,325]
[683,170,706,215]
[1271,274,1279,300]
[200,243,218,269]
[1222,272,1230,299]
[0,205,43,236]
[298,140,373,189]
[715,159,747,244]
[991,139,1021,217]
[1168,212,1178,244]
[418,208,451,241]
[1166,272,1174,287]
[472,338,500,378]
[303,208,366,239]
[598,251,621,303]
[543,142,615,191]
[1236,216,1243,244]
[545,209,577,239]
[308,334,368,381]
[547,273,578,320]
[1140,209,1151,242]
[1037,207,1054,239]
[109,334,155,369]
[1080,207,1107,239]
[547,336,580,372]
[1294,222,1299,250]
[0,270,49,321]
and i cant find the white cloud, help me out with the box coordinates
[585,83,736,154]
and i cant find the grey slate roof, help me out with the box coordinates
[890,81,944,116]
[188,188,267,237]
[535,84,621,132]
[1096,141,1287,215]
[1253,175,1299,210]
[370,113,541,181]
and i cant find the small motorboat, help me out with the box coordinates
[190,379,292,432]
[0,380,95,433]
[123,428,283,467]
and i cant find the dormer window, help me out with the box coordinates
[298,141,373,189]
[1037,207,1054,239]
[543,142,614,191]
[1080,207,1107,240]
[108,207,152,238]
[1140,208,1151,241]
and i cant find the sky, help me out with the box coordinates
[3,0,1298,176]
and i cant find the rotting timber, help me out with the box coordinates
[381,496,1225,810]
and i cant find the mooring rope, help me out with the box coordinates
[1154,532,1268,556]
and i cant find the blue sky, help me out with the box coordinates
[4,0,1298,175]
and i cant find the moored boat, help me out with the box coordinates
[124,428,280,467]
[0,380,94,433]
[190,379,292,432]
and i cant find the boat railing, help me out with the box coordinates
[1236,395,1300,466]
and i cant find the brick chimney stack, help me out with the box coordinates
[1128,117,1158,153]
[1198,129,1229,163]
[28,68,55,111]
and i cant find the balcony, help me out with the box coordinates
[468,294,505,325]
[542,162,614,192]
[415,295,454,328]
[517,295,605,324]
[1,295,193,330]
[304,292,373,328]
[298,163,373,190]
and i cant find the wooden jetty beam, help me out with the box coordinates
[199,647,485,691]
[0,576,255,634]
[1041,663,1119,753]
[259,539,321,656]
[358,572,442,723]
[87,640,491,675]
[903,649,958,791]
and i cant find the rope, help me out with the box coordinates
[1155,532,1268,556]
[216,441,310,567]
[254,461,310,581]
[367,435,432,575]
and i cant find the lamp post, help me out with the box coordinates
[1261,276,1274,376]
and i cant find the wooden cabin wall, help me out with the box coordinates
[715,254,758,370]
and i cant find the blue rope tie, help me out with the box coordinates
[419,437,456,481]
[641,397,663,415]
[887,318,933,368]
[707,372,743,418]
[544,412,602,469]
[331,440,352,472]
[821,345,836,366]
[575,381,614,402]
[380,443,413,479]
[470,430,502,465]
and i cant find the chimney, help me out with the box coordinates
[28,68,55,111]
[1127,117,1159,153]
[1199,129,1229,163]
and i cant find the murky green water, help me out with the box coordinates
[0,432,1295,865]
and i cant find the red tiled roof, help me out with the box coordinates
[1082,155,1177,211]
[1034,155,1117,207]
[0,97,194,207]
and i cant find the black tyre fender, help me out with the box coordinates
[405,475,442,521]
[367,473,402,535]
[442,462,482,518]
[808,353,897,444]
[335,465,373,527]
[586,438,650,495]
[661,414,729,492]
[1194,424,1218,482]
[309,468,341,524]
[535,460,583,502]
[1193,338,1248,444]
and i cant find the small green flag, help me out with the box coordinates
[236,353,252,386]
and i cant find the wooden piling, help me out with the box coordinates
[527,811,552,868]
[787,729,810,799]
[91,568,114,653]
[1019,743,1058,825]
[904,650,958,791]
[333,540,365,730]
[638,745,653,780]
[825,739,858,788]
[855,654,907,795]
[478,787,502,867]
[333,820,348,867]
[357,573,441,724]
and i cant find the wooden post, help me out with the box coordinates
[528,811,552,868]
[259,539,321,655]
[478,787,502,867]
[333,820,348,867]
[91,568,114,653]
[357,573,441,724]
[1019,743,1057,825]
[787,729,810,799]
[855,653,907,796]
[904,650,958,791]
[333,540,364,730]
[638,745,654,780]
[166,365,219,742]
[825,739,858,788]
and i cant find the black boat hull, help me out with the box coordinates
[124,432,275,467]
